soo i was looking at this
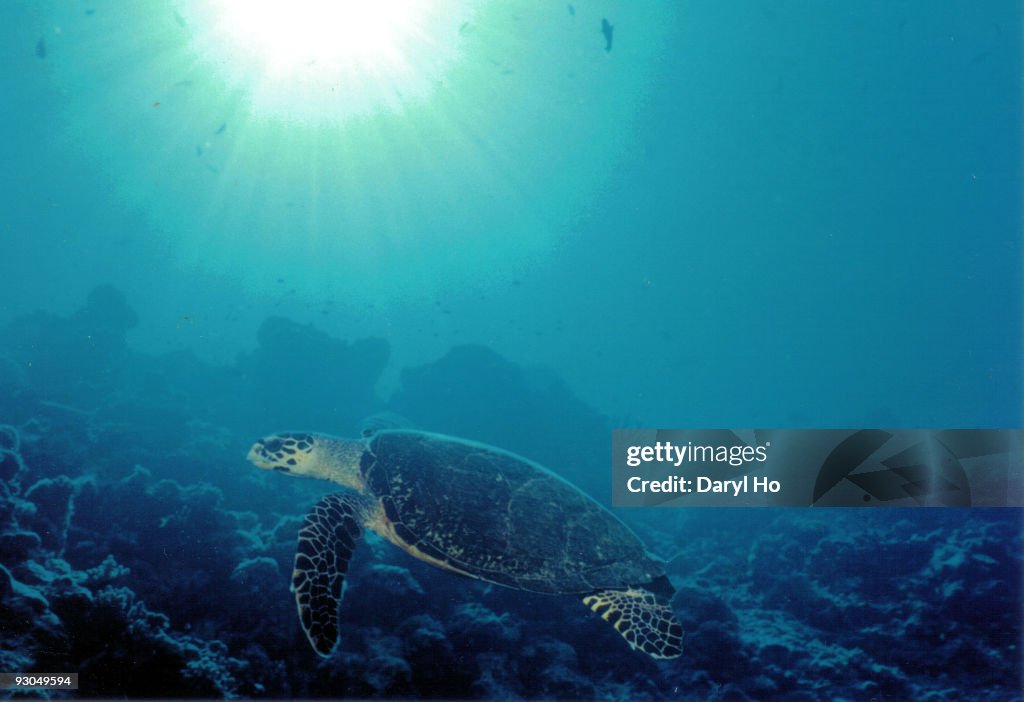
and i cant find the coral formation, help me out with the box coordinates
[0,288,1019,700]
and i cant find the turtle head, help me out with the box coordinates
[247,432,366,490]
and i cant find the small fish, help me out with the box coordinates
[35,37,46,59]
[601,18,613,52]
[568,4,575,16]
[214,122,226,135]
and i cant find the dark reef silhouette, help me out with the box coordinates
[0,286,1020,699]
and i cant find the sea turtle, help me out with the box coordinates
[247,429,684,659]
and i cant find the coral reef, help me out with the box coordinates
[235,316,389,436]
[0,288,1020,700]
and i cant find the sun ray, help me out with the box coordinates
[182,0,474,123]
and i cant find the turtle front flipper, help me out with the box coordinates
[583,581,684,659]
[293,492,365,657]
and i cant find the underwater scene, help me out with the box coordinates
[1,2,1021,701]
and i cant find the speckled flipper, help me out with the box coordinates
[293,492,363,657]
[583,586,683,659]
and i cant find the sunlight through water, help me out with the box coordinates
[41,0,668,323]
[186,0,474,123]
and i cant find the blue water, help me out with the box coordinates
[0,2,1020,700]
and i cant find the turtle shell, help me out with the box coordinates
[360,430,663,594]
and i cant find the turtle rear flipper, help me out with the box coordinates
[293,492,365,657]
[583,584,683,659]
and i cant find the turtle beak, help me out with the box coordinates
[247,441,273,470]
